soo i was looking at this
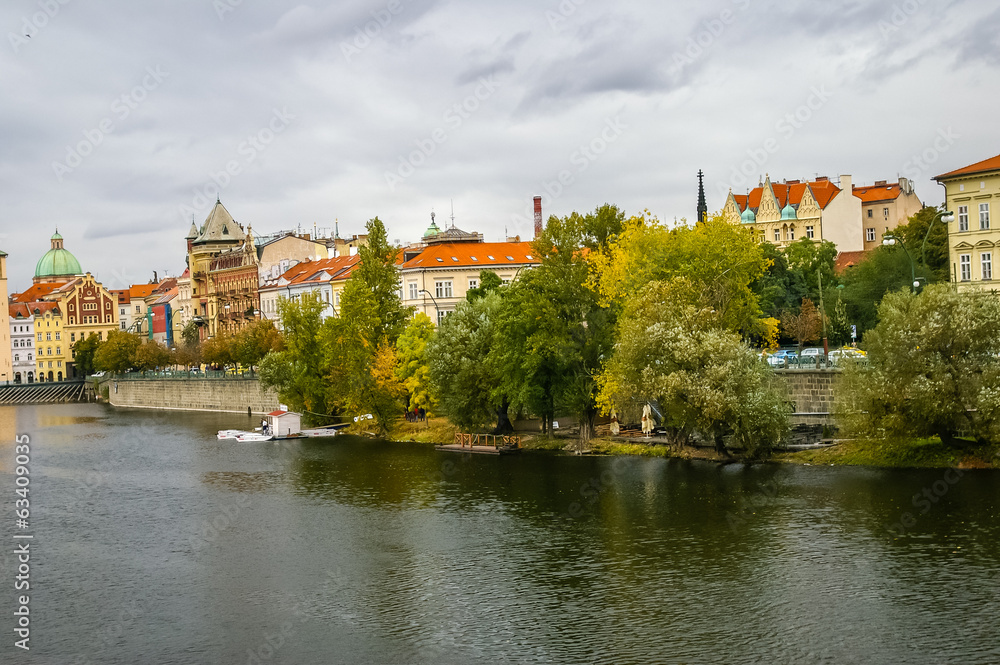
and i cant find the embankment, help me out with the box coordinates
[105,376,279,415]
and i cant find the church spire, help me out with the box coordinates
[697,170,708,223]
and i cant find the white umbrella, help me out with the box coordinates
[610,408,620,436]
[641,403,653,436]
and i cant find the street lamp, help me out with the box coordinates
[418,289,440,322]
[921,209,954,268]
[882,233,919,292]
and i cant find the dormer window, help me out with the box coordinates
[471,257,478,261]
[451,257,459,262]
[506,256,514,261]
[487,255,495,260]
[436,257,444,262]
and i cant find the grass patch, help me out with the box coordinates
[776,436,999,469]
[390,418,458,445]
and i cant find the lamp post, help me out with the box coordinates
[882,233,919,292]
[921,209,955,268]
[418,289,440,323]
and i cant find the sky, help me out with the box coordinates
[2,0,999,291]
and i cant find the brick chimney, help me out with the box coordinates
[533,196,542,238]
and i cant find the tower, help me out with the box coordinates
[697,170,708,224]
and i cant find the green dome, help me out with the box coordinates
[780,203,797,220]
[34,231,82,278]
[740,208,756,224]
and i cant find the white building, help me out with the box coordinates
[9,304,37,383]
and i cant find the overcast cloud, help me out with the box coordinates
[1,0,997,290]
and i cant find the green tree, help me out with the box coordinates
[72,333,102,376]
[839,285,1000,445]
[465,270,502,302]
[201,334,234,369]
[839,246,934,334]
[784,238,838,302]
[427,291,509,431]
[93,330,141,374]
[181,320,201,349]
[232,319,283,371]
[396,313,436,411]
[259,292,331,419]
[598,278,788,459]
[894,206,951,281]
[134,340,171,373]
[751,242,808,319]
[349,216,410,346]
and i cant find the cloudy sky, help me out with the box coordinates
[2,0,998,290]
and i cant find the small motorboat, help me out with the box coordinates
[217,429,243,440]
[236,431,274,442]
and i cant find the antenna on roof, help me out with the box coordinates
[450,200,455,228]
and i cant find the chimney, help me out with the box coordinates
[839,174,852,191]
[533,196,543,238]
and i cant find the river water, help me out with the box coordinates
[1,403,998,664]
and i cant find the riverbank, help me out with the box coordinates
[389,418,998,469]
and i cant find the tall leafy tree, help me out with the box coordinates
[839,246,934,334]
[232,319,283,371]
[259,292,331,419]
[780,298,823,353]
[94,330,141,374]
[894,206,951,281]
[465,270,502,302]
[839,285,1000,445]
[348,216,409,346]
[784,238,838,302]
[72,333,102,376]
[751,242,808,319]
[396,313,436,411]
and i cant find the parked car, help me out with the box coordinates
[766,349,798,367]
[800,347,824,358]
[828,348,867,366]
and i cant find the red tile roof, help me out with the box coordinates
[110,289,130,304]
[733,179,842,212]
[129,284,157,299]
[835,250,871,273]
[934,153,1000,180]
[401,242,538,270]
[9,303,30,319]
[11,301,61,317]
[283,255,360,286]
[853,183,902,204]
[10,282,69,303]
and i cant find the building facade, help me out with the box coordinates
[259,256,360,326]
[9,304,36,383]
[47,273,119,378]
[32,302,65,382]
[854,177,924,251]
[722,175,863,251]
[934,154,1000,290]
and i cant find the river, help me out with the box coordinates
[1,403,998,664]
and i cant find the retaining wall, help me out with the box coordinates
[107,377,279,414]
[774,369,840,425]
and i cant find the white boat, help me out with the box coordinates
[217,429,243,440]
[235,432,274,442]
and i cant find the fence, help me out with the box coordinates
[454,432,522,449]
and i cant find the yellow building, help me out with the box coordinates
[32,302,66,382]
[46,273,119,376]
[934,154,1000,290]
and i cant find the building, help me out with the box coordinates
[126,283,157,334]
[257,232,328,288]
[32,302,65,382]
[110,289,132,330]
[853,177,924,251]
[399,241,539,324]
[150,286,179,347]
[0,250,12,384]
[32,230,83,285]
[934,153,1000,290]
[722,175,863,251]
[46,273,119,377]
[258,256,360,325]
[9,304,36,383]
[187,199,260,339]
[174,268,192,330]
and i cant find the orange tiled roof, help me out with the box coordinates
[284,255,360,286]
[110,289,130,304]
[835,250,871,273]
[129,284,157,298]
[733,179,842,211]
[9,303,30,319]
[13,301,61,317]
[853,183,902,204]
[401,242,539,270]
[934,153,1000,180]
[10,282,68,303]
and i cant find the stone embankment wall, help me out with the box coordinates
[774,369,841,425]
[106,378,279,415]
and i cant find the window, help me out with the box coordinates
[960,254,972,281]
[135,305,140,313]
[14,354,18,362]
[437,310,447,325]
[980,203,990,230]
[773,229,780,241]
[788,226,795,241]
[47,347,52,356]
[468,278,478,290]
[56,347,60,355]
[958,206,969,232]
[408,283,418,300]
[46,333,51,341]
[435,280,453,298]
[121,321,126,329]
[867,209,873,218]
[983,253,993,281]
[883,207,889,218]
[334,292,340,307]
[866,228,875,242]
[37,333,42,342]
[960,184,965,192]
[27,354,31,361]
[806,226,814,239]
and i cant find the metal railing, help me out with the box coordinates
[97,369,259,381]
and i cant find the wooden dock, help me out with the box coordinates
[435,432,522,455]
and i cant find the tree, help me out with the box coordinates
[94,330,141,374]
[201,334,234,369]
[589,212,770,336]
[751,242,808,319]
[598,278,788,459]
[427,291,510,431]
[134,340,171,373]
[839,245,934,334]
[839,285,1000,445]
[396,313,436,411]
[72,333,102,376]
[349,216,410,346]
[780,298,823,353]
[466,270,502,302]
[784,238,838,302]
[181,321,200,349]
[232,319,283,371]
[259,292,331,419]
[895,206,950,281]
